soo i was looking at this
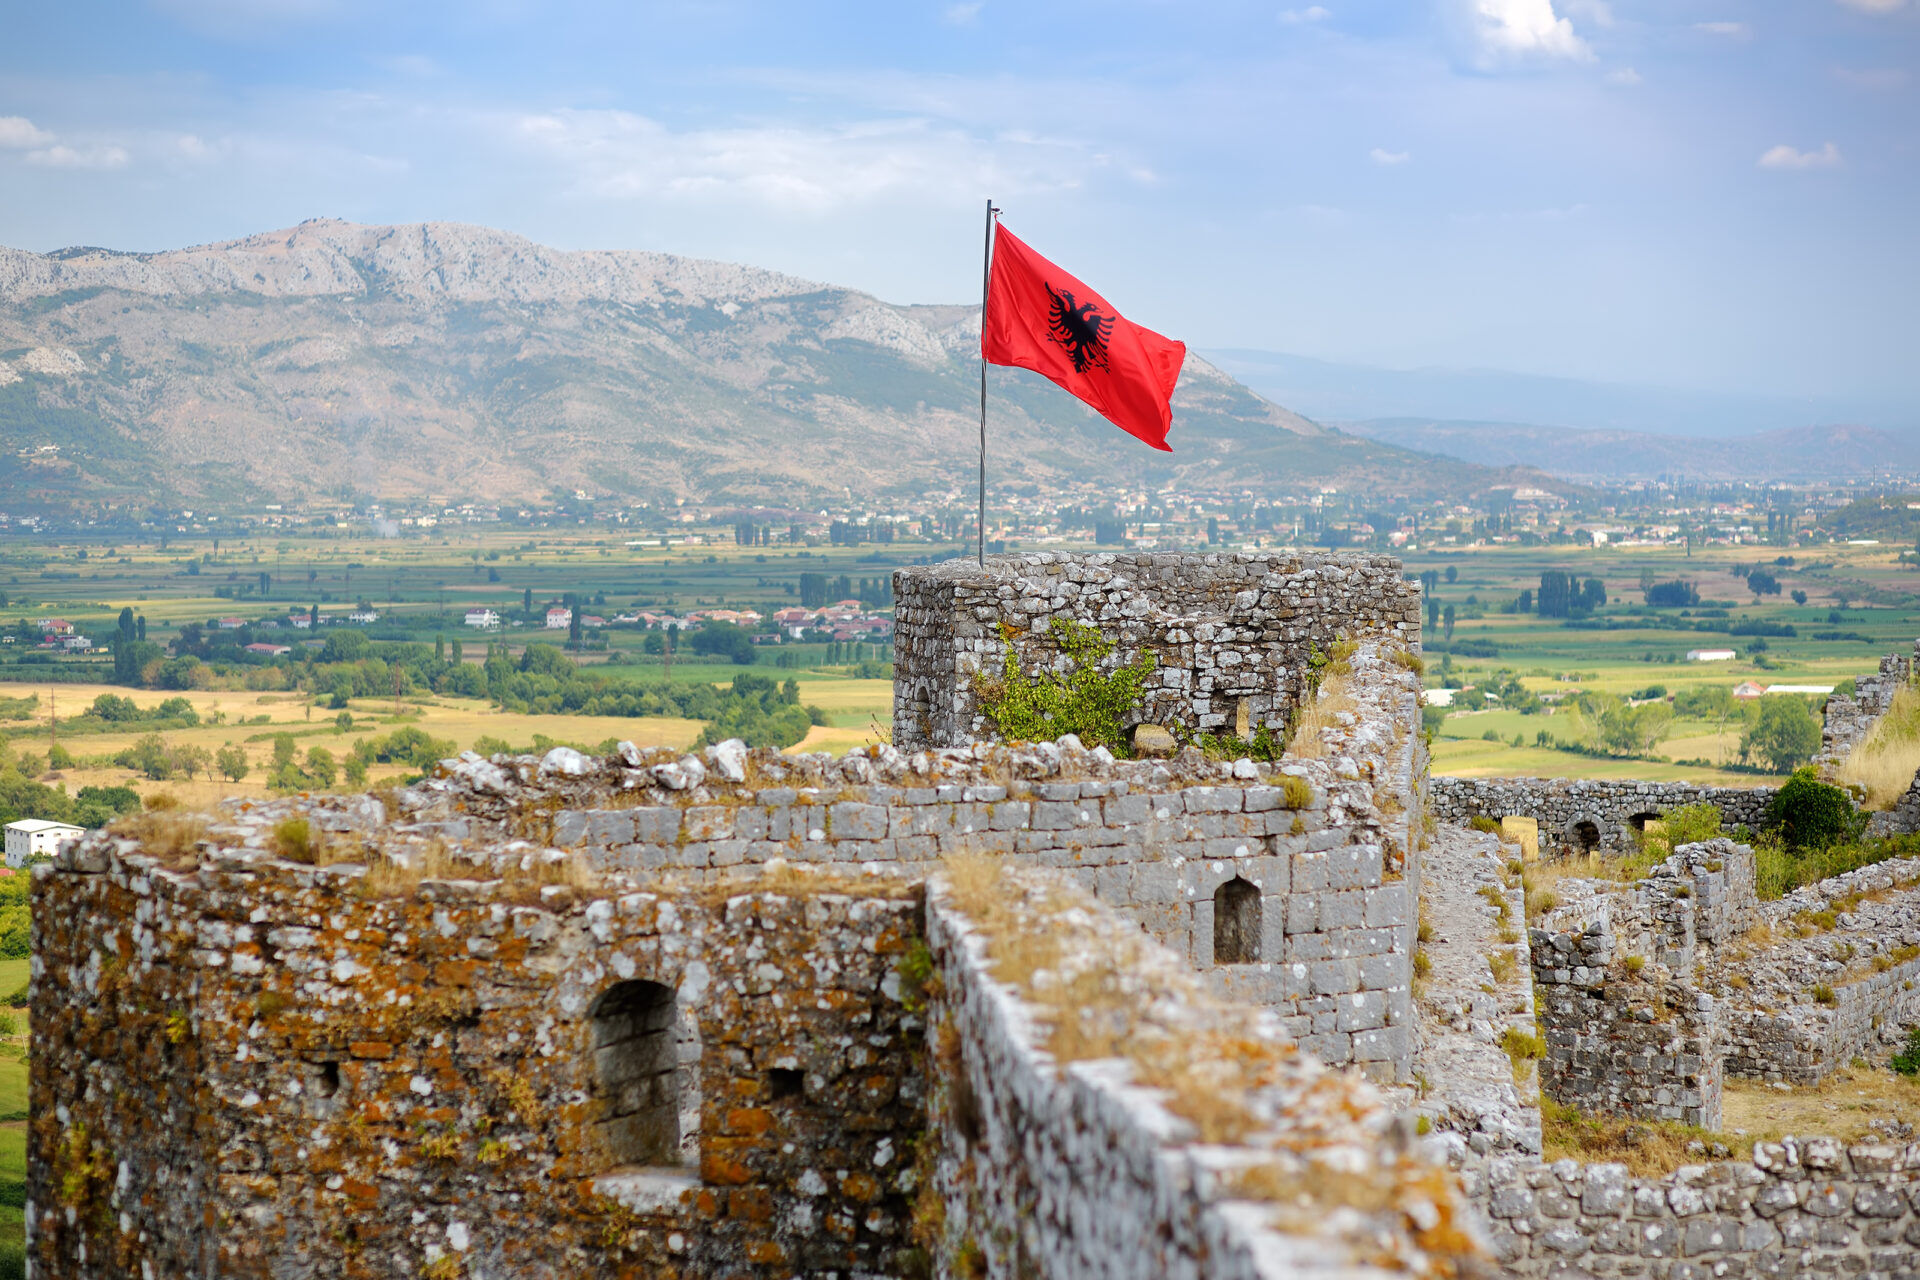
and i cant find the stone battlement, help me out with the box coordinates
[400,634,1427,1079]
[891,551,1419,750]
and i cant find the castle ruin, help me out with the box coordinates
[28,555,1920,1279]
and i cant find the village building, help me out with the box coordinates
[4,818,84,868]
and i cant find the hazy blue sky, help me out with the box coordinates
[1,0,1913,408]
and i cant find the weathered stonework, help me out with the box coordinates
[423,639,1424,1080]
[29,813,926,1279]
[1528,847,1734,1129]
[1430,777,1776,856]
[1529,839,1920,1134]
[1715,855,1920,1085]
[1819,640,1919,769]
[1470,1145,1920,1277]
[922,866,1482,1279]
[1410,826,1544,1164]
[890,551,1420,750]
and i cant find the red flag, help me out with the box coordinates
[981,223,1187,452]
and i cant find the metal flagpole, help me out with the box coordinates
[978,197,997,568]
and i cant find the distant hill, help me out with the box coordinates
[1335,419,1920,484]
[0,220,1554,509]
[1207,347,1913,442]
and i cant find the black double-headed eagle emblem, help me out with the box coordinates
[1044,283,1113,374]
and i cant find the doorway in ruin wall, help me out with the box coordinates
[1213,877,1262,964]
[589,979,702,1170]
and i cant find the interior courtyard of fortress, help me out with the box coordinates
[25,551,1920,1280]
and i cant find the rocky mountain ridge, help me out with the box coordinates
[0,219,1549,508]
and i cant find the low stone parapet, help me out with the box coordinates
[1431,777,1775,856]
[1471,1142,1920,1276]
[923,863,1481,1279]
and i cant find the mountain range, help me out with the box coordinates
[0,220,1556,511]
[1334,419,1920,484]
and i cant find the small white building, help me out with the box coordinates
[6,818,84,868]
[464,608,501,630]
[1687,649,1736,662]
[545,607,572,630]
[348,609,380,625]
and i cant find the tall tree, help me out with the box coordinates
[1538,571,1573,618]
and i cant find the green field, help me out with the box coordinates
[1,526,1912,791]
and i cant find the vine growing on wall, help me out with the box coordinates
[973,619,1155,755]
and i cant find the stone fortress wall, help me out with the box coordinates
[1431,777,1775,856]
[30,808,927,1279]
[476,642,1427,1080]
[1527,840,1750,1131]
[34,556,1920,1279]
[1527,837,1920,1130]
[25,550,1456,1280]
[890,551,1420,750]
[1476,1144,1920,1276]
[1817,640,1917,768]
[922,867,1478,1279]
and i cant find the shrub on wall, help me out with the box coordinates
[973,619,1155,755]
[1766,769,1866,850]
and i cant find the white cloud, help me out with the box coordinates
[941,2,983,24]
[1280,6,1331,22]
[1604,66,1642,86]
[0,116,55,149]
[1369,147,1410,164]
[1758,141,1843,170]
[26,144,132,170]
[1836,0,1905,12]
[507,109,1101,211]
[1466,0,1593,65]
[1694,21,1752,38]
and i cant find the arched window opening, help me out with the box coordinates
[590,980,684,1169]
[1213,877,1261,964]
[1572,821,1601,855]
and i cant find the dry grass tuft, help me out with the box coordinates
[1286,674,1354,761]
[112,809,211,867]
[1542,1098,1751,1177]
[354,841,597,901]
[1723,1066,1920,1146]
[705,858,918,903]
[271,816,318,864]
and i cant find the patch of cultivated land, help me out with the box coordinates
[2,682,704,801]
[1,532,1909,794]
[1,675,899,804]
